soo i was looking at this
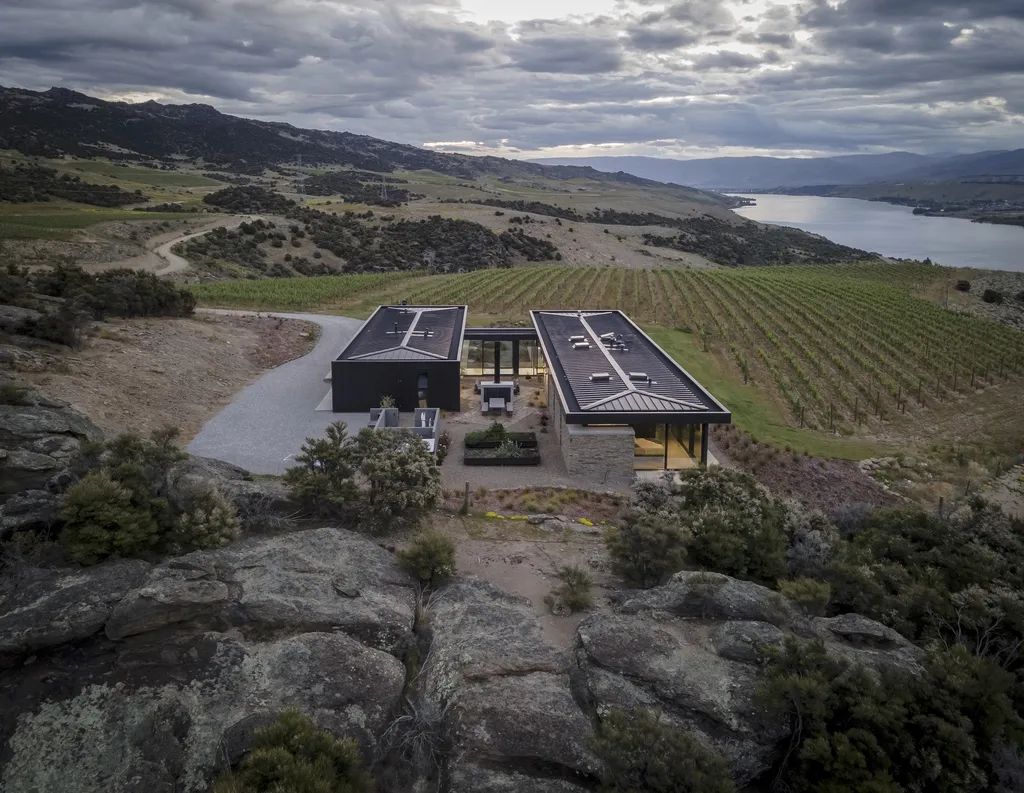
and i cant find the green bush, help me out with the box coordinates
[605,511,688,588]
[213,709,373,793]
[284,422,440,534]
[591,708,735,793]
[777,577,831,616]
[982,288,1004,304]
[356,427,440,534]
[58,428,240,564]
[283,422,359,516]
[172,489,241,554]
[398,531,456,587]
[551,564,593,612]
[59,471,160,564]
[759,640,1020,793]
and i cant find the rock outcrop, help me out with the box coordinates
[574,571,923,784]
[420,579,596,793]
[0,536,925,793]
[0,528,417,793]
[0,396,102,503]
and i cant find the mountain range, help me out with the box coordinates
[0,85,723,206]
[533,150,1024,191]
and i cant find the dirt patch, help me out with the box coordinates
[712,425,898,513]
[18,314,316,440]
[425,513,616,650]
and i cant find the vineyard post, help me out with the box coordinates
[829,402,834,432]
[970,368,975,388]
[917,378,922,404]
[854,396,859,425]
[953,366,957,391]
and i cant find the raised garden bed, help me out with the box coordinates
[464,431,538,449]
[463,447,541,466]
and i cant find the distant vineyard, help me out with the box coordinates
[193,263,1024,435]
[382,263,1024,434]
[190,271,418,310]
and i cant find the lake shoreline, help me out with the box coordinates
[731,193,1024,273]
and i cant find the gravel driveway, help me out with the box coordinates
[187,309,369,474]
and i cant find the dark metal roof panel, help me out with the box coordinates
[338,305,467,362]
[531,309,729,423]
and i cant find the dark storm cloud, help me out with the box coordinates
[0,0,1021,157]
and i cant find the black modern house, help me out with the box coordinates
[531,310,730,481]
[331,305,467,411]
[331,303,730,482]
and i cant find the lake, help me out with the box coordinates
[731,193,1024,273]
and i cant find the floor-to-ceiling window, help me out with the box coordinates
[632,423,702,470]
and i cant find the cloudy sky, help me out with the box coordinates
[2,0,1022,159]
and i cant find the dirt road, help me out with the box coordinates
[95,215,260,275]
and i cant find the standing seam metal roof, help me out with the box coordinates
[531,310,729,420]
[338,305,467,362]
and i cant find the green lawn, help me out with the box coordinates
[59,160,223,188]
[646,326,891,460]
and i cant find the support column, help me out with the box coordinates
[512,340,520,376]
[688,425,696,455]
[700,423,709,466]
[663,423,669,470]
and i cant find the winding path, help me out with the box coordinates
[187,309,368,474]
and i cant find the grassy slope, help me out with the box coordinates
[646,326,889,459]
[0,202,194,240]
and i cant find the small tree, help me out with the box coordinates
[398,531,456,588]
[213,709,373,793]
[171,488,241,554]
[59,471,160,564]
[551,564,593,612]
[355,428,440,534]
[591,708,735,793]
[605,511,688,588]
[283,421,359,516]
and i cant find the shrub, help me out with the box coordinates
[590,708,735,793]
[436,430,451,464]
[605,511,688,588]
[777,577,831,616]
[495,437,521,458]
[551,565,593,612]
[759,639,1019,793]
[0,382,31,405]
[398,531,456,588]
[59,471,160,564]
[982,288,1004,304]
[355,427,440,534]
[213,709,373,793]
[171,488,241,554]
[955,279,971,291]
[283,421,359,516]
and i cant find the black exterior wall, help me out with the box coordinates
[331,359,461,412]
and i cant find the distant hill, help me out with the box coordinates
[531,152,936,190]
[0,85,727,206]
[533,150,1024,191]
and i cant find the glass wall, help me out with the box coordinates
[462,339,546,377]
[632,423,703,470]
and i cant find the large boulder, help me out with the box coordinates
[574,571,925,785]
[0,399,102,498]
[105,527,417,652]
[0,558,151,667]
[0,630,406,793]
[165,455,293,522]
[421,579,596,793]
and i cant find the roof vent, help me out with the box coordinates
[569,334,586,342]
[629,371,650,382]
[572,341,591,350]
[599,332,616,341]
[590,372,610,381]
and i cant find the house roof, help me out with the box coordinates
[337,305,467,362]
[531,309,731,425]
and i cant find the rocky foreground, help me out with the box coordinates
[0,523,923,793]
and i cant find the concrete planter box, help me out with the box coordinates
[463,448,541,466]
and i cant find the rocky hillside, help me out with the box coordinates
[0,524,923,793]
